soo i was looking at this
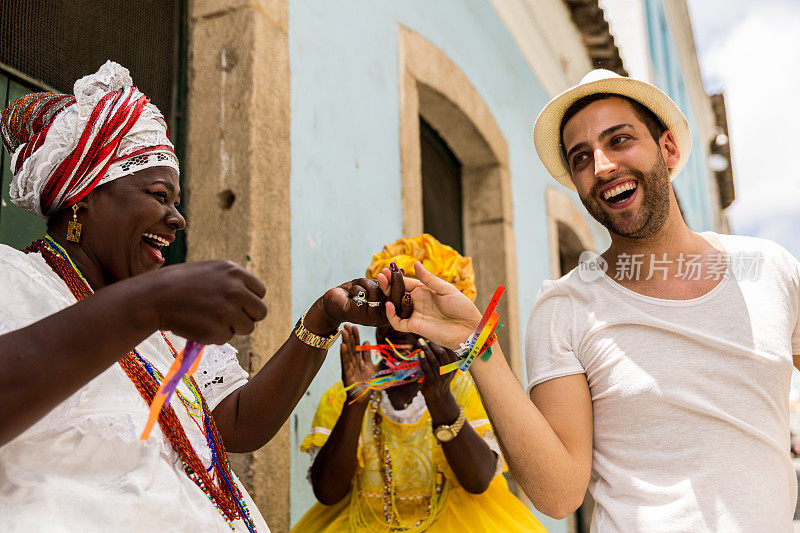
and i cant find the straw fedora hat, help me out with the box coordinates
[533,69,691,191]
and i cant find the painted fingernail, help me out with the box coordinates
[390,262,399,272]
[418,338,427,346]
[400,268,405,276]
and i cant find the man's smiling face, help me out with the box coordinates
[561,96,675,239]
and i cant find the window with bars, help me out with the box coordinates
[0,0,187,262]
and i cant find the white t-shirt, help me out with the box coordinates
[0,244,270,533]
[525,233,800,532]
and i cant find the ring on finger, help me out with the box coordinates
[367,300,380,308]
[353,291,367,307]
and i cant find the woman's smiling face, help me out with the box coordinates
[72,166,185,283]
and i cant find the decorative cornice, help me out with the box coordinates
[562,0,627,75]
[709,93,735,209]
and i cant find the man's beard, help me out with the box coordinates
[578,154,671,239]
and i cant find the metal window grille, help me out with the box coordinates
[0,0,187,262]
[1,0,179,120]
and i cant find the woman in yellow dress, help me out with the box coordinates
[291,235,546,532]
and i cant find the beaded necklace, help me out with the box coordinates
[132,340,204,428]
[369,393,445,529]
[135,334,204,419]
[27,236,257,533]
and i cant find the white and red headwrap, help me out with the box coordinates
[0,61,179,218]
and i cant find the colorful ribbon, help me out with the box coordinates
[341,341,426,403]
[140,340,205,440]
[342,285,506,400]
[440,285,505,374]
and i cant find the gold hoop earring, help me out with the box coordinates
[67,204,82,243]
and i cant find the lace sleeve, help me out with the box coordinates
[479,429,506,476]
[194,343,249,411]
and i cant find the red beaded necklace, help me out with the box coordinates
[26,238,251,527]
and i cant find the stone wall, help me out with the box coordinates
[185,0,292,530]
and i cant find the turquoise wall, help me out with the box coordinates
[644,0,715,231]
[288,0,566,530]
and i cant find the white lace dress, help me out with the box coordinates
[0,244,270,533]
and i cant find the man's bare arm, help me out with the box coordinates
[469,343,593,519]
[380,262,594,517]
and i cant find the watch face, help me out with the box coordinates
[435,427,454,442]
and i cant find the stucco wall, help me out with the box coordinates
[186,0,293,529]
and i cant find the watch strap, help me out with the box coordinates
[450,406,466,435]
[293,312,341,350]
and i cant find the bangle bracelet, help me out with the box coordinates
[293,312,341,350]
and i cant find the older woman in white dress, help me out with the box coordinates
[0,61,410,532]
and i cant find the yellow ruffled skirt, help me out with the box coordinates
[290,475,547,532]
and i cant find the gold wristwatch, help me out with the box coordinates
[293,312,341,350]
[433,406,466,443]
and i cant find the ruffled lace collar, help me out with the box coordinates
[380,390,427,425]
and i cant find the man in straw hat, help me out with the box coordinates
[378,70,800,531]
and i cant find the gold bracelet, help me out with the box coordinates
[293,312,341,350]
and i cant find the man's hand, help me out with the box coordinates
[340,325,376,405]
[378,261,482,350]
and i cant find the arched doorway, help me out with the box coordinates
[397,25,521,378]
[545,187,596,278]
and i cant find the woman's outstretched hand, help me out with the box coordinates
[305,271,411,336]
[339,325,376,405]
[377,261,481,351]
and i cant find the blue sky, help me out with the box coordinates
[686,0,800,259]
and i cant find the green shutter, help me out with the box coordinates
[0,76,46,250]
